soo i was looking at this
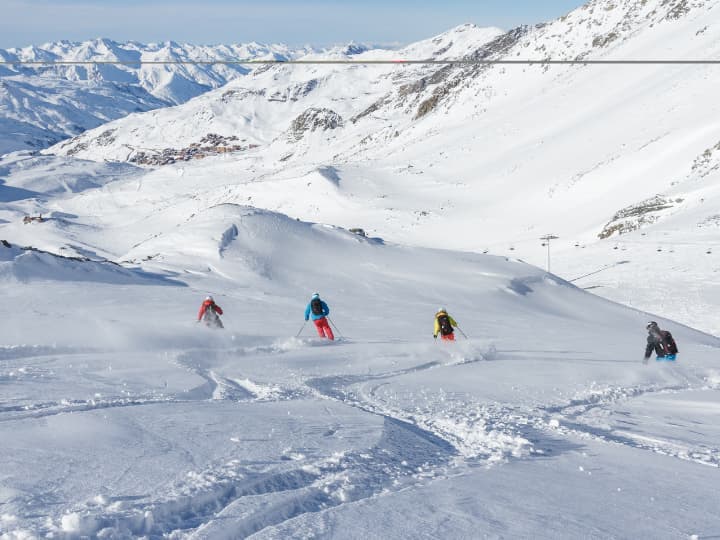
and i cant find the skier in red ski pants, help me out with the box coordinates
[304,293,335,340]
[313,317,334,340]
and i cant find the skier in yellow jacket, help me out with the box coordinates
[433,308,458,341]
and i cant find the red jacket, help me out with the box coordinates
[198,300,223,321]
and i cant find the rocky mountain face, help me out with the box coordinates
[288,108,345,141]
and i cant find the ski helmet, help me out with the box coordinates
[312,292,320,299]
[438,307,446,313]
[646,321,658,330]
[206,295,213,302]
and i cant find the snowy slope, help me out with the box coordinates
[2,3,720,536]
[0,204,719,538]
[0,75,169,152]
[0,39,313,154]
[45,0,720,334]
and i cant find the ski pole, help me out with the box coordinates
[295,321,307,338]
[327,317,345,339]
[456,326,469,339]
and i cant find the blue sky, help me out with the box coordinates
[1,0,586,48]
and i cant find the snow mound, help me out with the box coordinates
[0,242,179,285]
[123,204,368,277]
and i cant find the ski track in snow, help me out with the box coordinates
[0,344,95,360]
[173,349,311,403]
[7,347,457,538]
[3,342,718,538]
[0,395,179,422]
[539,384,720,468]
[30,416,455,539]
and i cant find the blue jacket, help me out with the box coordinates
[305,299,330,321]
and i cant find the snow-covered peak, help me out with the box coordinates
[397,23,506,60]
[319,42,373,57]
[520,0,720,61]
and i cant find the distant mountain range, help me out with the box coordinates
[0,38,315,154]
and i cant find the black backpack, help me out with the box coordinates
[662,331,679,354]
[437,313,453,335]
[311,298,324,315]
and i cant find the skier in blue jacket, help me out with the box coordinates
[304,293,334,340]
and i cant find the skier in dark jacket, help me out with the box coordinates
[644,321,678,362]
[304,293,334,340]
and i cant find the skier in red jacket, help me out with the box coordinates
[198,296,224,328]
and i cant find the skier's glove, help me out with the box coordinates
[305,317,309,321]
[433,334,437,339]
